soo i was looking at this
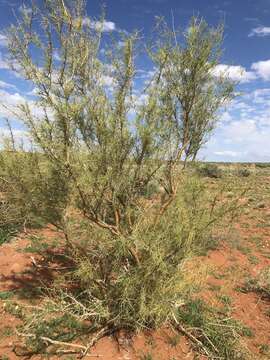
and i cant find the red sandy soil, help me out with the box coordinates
[0,211,270,359]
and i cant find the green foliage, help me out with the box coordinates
[0,0,239,355]
[0,150,69,230]
[1,0,234,238]
[236,168,251,177]
[255,163,270,169]
[24,313,87,353]
[197,163,223,178]
[12,175,241,355]
[0,290,14,300]
[176,298,250,359]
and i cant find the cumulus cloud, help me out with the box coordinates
[0,90,27,118]
[249,26,270,37]
[251,60,270,80]
[214,150,242,158]
[200,85,270,162]
[0,34,7,47]
[0,88,48,121]
[82,18,116,32]
[212,64,257,83]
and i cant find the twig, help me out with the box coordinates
[16,329,87,350]
[30,256,74,271]
[41,336,87,350]
[80,327,110,358]
[56,349,103,357]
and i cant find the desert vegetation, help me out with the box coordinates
[0,1,269,359]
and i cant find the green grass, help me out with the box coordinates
[0,291,14,300]
[167,333,181,347]
[139,353,154,360]
[0,326,14,338]
[259,344,270,356]
[176,298,251,359]
[0,227,17,245]
[248,255,259,265]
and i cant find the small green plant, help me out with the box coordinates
[248,255,259,265]
[0,326,14,338]
[0,291,14,300]
[140,353,154,360]
[259,344,270,355]
[1,356,10,360]
[217,294,232,307]
[167,333,181,347]
[242,267,270,298]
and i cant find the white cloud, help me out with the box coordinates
[101,75,115,88]
[219,111,232,123]
[223,119,257,142]
[53,50,61,61]
[251,59,270,80]
[0,128,28,144]
[0,34,7,47]
[249,26,270,37]
[0,88,48,122]
[82,18,116,32]
[212,64,257,83]
[201,83,270,162]
[214,150,241,157]
[0,90,26,118]
[0,53,9,70]
[19,5,32,15]
[0,80,17,90]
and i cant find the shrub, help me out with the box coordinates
[1,0,236,355]
[10,175,242,356]
[236,168,251,177]
[197,163,222,178]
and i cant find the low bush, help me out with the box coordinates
[236,168,251,177]
[7,175,242,356]
[197,164,223,178]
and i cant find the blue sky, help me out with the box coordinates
[1,0,270,162]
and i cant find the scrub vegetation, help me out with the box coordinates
[0,1,269,359]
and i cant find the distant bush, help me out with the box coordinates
[236,168,251,177]
[255,163,270,169]
[197,164,222,178]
